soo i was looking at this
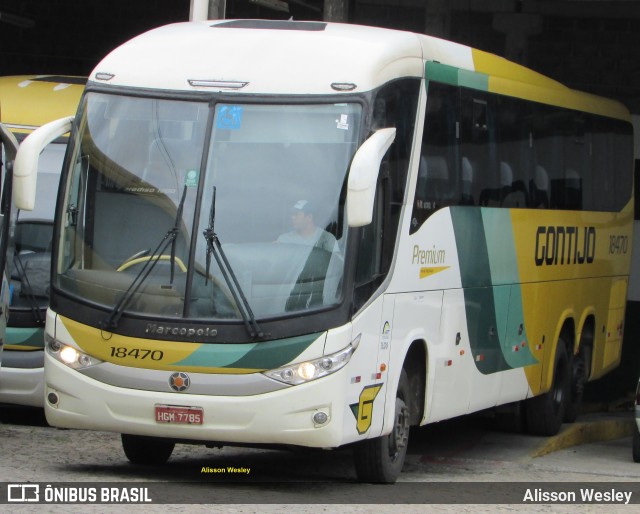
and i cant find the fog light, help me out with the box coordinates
[47,392,59,406]
[313,411,329,425]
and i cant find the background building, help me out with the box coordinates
[1,0,638,112]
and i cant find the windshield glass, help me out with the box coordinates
[56,93,361,324]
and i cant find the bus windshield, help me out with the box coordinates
[56,92,361,325]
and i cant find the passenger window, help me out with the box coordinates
[411,82,459,233]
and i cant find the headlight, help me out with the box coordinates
[262,340,357,385]
[46,334,102,370]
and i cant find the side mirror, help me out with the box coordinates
[347,127,396,227]
[13,116,74,211]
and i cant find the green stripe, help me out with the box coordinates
[5,327,44,348]
[451,207,509,374]
[425,61,459,85]
[481,209,520,284]
[481,209,537,368]
[173,332,323,370]
[425,61,489,91]
[458,69,488,91]
[450,207,537,373]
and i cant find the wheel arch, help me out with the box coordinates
[577,313,596,380]
[400,339,427,426]
[541,316,575,394]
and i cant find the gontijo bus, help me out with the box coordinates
[0,75,85,407]
[14,20,633,482]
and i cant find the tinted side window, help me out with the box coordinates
[408,80,633,225]
[495,96,532,208]
[411,82,459,234]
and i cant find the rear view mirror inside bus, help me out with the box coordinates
[347,127,396,227]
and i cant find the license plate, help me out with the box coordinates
[155,404,204,425]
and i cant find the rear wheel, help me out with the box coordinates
[525,341,570,436]
[121,434,175,465]
[353,370,411,483]
[564,344,590,423]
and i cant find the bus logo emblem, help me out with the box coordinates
[350,384,383,434]
[169,372,191,392]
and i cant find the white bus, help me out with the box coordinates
[0,122,18,370]
[0,75,84,407]
[15,20,633,483]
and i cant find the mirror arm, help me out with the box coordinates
[14,116,74,211]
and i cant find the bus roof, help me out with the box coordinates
[89,20,629,121]
[90,20,425,94]
[0,75,86,136]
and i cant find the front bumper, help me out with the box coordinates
[0,354,44,407]
[44,353,350,448]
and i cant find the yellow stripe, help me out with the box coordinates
[472,49,631,121]
[509,202,633,393]
[60,316,256,373]
[472,49,564,90]
[3,345,41,351]
[117,255,187,272]
[419,266,449,279]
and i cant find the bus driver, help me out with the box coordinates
[276,199,338,254]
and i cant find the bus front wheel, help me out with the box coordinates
[525,341,570,436]
[121,434,175,465]
[353,369,411,483]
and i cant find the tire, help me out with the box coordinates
[525,341,570,436]
[353,369,411,483]
[121,434,175,465]
[564,345,589,423]
[633,423,640,463]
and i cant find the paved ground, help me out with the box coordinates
[0,401,638,513]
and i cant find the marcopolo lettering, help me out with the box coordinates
[146,324,218,338]
[535,226,596,266]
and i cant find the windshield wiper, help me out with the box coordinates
[101,185,188,331]
[203,186,263,339]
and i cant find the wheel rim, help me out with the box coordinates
[389,397,410,462]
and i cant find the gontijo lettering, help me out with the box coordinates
[535,226,596,266]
